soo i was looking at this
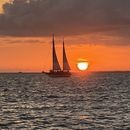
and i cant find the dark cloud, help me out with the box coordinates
[0,0,130,43]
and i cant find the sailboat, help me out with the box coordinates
[46,35,71,77]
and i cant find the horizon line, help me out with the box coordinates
[0,70,130,74]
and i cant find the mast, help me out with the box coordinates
[63,38,71,71]
[52,34,61,71]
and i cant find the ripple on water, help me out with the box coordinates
[0,72,130,130]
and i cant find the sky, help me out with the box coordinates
[0,0,130,72]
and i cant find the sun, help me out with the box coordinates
[77,62,89,71]
[77,59,89,71]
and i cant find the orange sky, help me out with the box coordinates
[0,0,8,13]
[0,1,130,72]
[0,36,130,72]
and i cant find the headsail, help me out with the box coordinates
[63,39,71,71]
[52,35,61,71]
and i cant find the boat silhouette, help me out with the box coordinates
[46,35,71,77]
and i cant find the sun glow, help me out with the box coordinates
[77,60,89,71]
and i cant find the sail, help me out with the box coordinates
[52,35,61,71]
[63,39,71,71]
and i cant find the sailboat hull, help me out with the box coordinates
[46,71,71,77]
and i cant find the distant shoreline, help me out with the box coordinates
[0,71,130,74]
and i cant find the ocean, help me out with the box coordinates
[0,72,130,130]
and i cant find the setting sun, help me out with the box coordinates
[77,59,89,71]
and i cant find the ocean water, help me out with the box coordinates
[0,72,130,130]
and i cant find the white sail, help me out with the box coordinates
[52,35,61,71]
[63,39,71,71]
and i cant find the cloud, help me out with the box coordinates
[0,36,50,47]
[0,0,130,45]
